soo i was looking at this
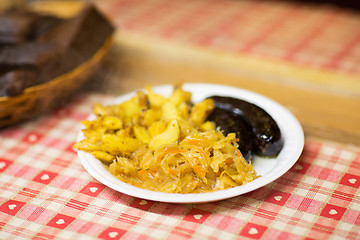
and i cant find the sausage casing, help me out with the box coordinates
[207,108,253,161]
[209,96,283,157]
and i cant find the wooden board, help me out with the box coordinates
[99,33,360,146]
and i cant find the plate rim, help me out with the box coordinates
[76,83,305,203]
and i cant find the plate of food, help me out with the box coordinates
[74,83,304,203]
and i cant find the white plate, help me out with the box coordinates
[76,83,304,203]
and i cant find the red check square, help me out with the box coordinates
[99,227,126,240]
[65,143,77,154]
[340,174,360,188]
[47,213,75,229]
[183,208,211,223]
[23,133,43,144]
[240,222,267,239]
[33,170,58,184]
[291,162,310,174]
[80,182,105,197]
[264,190,291,206]
[0,200,26,216]
[0,158,12,173]
[320,204,346,220]
[130,198,154,211]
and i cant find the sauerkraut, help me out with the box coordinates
[74,85,258,193]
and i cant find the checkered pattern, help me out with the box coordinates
[1,93,360,240]
[97,0,360,75]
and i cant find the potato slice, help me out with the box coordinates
[73,140,102,152]
[142,109,161,127]
[169,87,191,106]
[148,121,167,137]
[102,116,123,130]
[189,98,214,125]
[133,126,151,144]
[161,101,180,121]
[91,151,115,163]
[102,134,139,155]
[149,120,180,150]
[146,86,166,108]
[93,103,108,117]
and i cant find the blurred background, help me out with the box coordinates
[1,0,360,144]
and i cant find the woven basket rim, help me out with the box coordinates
[0,36,113,103]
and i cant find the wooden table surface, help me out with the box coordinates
[31,0,360,147]
[95,34,360,147]
[95,0,360,148]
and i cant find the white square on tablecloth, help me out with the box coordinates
[320,145,336,156]
[271,220,287,231]
[332,163,348,172]
[130,225,148,235]
[16,155,51,169]
[38,199,63,212]
[11,177,30,189]
[142,212,161,222]
[315,159,330,168]
[234,209,253,221]
[0,138,18,154]
[280,207,297,217]
[339,150,354,161]
[41,185,62,195]
[147,227,168,239]
[293,187,309,197]
[337,221,354,232]
[301,212,319,223]
[216,230,236,240]
[8,217,27,229]
[321,181,337,191]
[349,201,360,212]
[24,222,43,235]
[91,198,109,208]
[0,231,12,240]
[302,175,317,185]
[79,211,114,226]
[291,225,309,235]
[197,225,217,236]
[156,215,180,226]
[61,168,84,180]
[57,229,78,239]
[0,176,15,200]
[107,202,128,212]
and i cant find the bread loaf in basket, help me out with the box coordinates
[0,2,114,127]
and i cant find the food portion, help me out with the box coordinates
[0,4,114,97]
[74,86,259,193]
[207,107,254,161]
[208,96,284,158]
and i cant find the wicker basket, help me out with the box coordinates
[0,37,113,128]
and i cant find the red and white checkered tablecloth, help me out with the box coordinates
[97,0,360,76]
[1,93,359,240]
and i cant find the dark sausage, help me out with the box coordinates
[209,96,283,157]
[207,108,253,162]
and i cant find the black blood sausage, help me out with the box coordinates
[207,108,253,161]
[209,96,283,157]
